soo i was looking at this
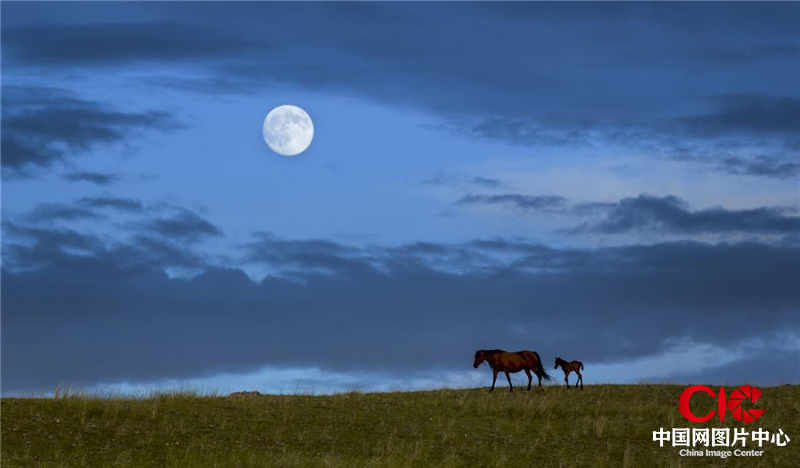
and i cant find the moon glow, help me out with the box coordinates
[262,105,314,156]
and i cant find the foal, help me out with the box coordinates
[554,357,584,390]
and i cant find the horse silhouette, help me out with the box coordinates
[554,357,584,390]
[473,349,551,392]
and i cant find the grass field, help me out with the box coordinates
[2,384,798,467]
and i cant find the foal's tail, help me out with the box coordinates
[579,361,584,371]
[532,351,551,380]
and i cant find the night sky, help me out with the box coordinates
[2,3,799,396]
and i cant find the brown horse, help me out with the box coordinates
[473,349,551,392]
[554,357,584,390]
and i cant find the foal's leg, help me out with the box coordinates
[524,369,532,391]
[505,372,513,392]
[576,370,583,390]
[564,370,570,388]
[490,369,498,392]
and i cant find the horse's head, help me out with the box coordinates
[473,350,487,368]
[554,357,561,369]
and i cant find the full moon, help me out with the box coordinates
[262,105,314,156]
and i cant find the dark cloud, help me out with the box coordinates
[1,133,62,177]
[471,177,504,188]
[456,194,568,212]
[452,117,591,147]
[680,94,800,137]
[1,222,107,271]
[142,76,259,96]
[78,197,144,213]
[1,85,179,177]
[24,203,102,223]
[13,199,212,245]
[435,97,800,180]
[123,235,208,270]
[3,22,255,66]
[569,195,800,235]
[718,155,800,180]
[421,174,507,189]
[389,242,453,256]
[420,174,449,186]
[570,201,619,216]
[242,232,367,276]
[3,225,798,393]
[661,348,800,386]
[1,220,207,276]
[382,242,493,274]
[13,198,143,230]
[144,208,223,243]
[63,171,120,185]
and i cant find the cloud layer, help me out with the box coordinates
[3,211,798,393]
[1,86,178,178]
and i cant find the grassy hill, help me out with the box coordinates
[2,384,798,467]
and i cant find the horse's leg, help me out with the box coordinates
[577,371,583,390]
[524,369,532,391]
[537,373,543,388]
[564,370,570,388]
[505,371,513,392]
[490,369,498,392]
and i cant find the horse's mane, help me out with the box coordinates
[480,349,505,355]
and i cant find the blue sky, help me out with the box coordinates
[2,3,799,395]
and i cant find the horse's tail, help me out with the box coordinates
[532,351,551,380]
[579,361,584,371]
